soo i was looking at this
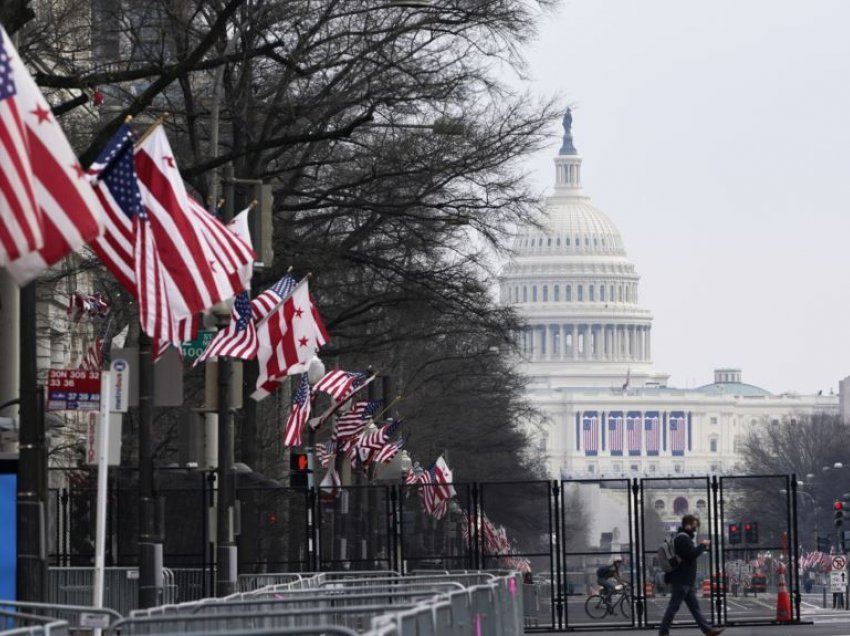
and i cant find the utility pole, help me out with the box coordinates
[215,165,237,596]
[17,280,47,601]
[137,332,161,607]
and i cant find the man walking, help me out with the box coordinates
[659,514,724,636]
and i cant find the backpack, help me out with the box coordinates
[657,532,686,573]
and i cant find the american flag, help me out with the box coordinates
[333,399,381,441]
[669,412,686,455]
[283,374,311,447]
[252,279,329,400]
[1,25,103,284]
[0,26,40,268]
[313,369,369,402]
[608,412,624,456]
[79,338,104,371]
[193,291,257,365]
[626,412,642,455]
[374,436,405,464]
[582,412,599,456]
[67,292,110,322]
[404,466,419,485]
[431,499,448,520]
[315,439,335,468]
[645,411,660,455]
[251,273,297,320]
[417,468,438,516]
[360,418,402,451]
[133,126,254,322]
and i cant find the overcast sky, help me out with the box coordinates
[513,0,850,394]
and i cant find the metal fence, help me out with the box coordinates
[47,470,803,631]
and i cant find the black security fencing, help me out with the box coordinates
[49,468,801,631]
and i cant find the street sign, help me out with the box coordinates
[830,570,847,592]
[181,330,216,361]
[833,555,848,571]
[109,358,130,413]
[47,369,101,411]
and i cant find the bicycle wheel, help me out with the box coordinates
[585,594,609,619]
[619,593,633,619]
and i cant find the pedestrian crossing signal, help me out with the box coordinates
[728,523,741,545]
[744,522,758,544]
[290,451,310,489]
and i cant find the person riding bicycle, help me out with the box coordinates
[596,558,625,600]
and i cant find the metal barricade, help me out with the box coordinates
[0,600,121,635]
[48,566,174,615]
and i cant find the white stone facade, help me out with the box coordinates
[501,111,839,479]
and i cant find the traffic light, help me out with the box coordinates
[290,451,310,489]
[744,522,758,544]
[835,501,846,528]
[728,523,742,545]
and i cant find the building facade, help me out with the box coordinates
[500,111,838,481]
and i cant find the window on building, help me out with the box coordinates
[674,464,683,474]
[771,418,779,426]
[649,464,657,473]
[610,285,614,302]
[566,237,571,246]
[710,417,718,425]
[710,463,721,473]
[547,238,552,246]
[673,496,688,514]
[589,285,594,302]
[575,236,580,247]
[554,286,560,302]
[750,418,757,426]
[532,286,537,302]
[584,236,589,246]
[577,285,583,301]
[612,462,622,474]
[632,464,641,472]
[600,286,605,302]
[587,464,596,474]
[619,286,623,302]
[696,499,707,511]
[566,285,571,301]
[654,499,665,511]
[542,285,548,302]
[709,437,718,452]
[522,287,527,303]
[556,238,561,246]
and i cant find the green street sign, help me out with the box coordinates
[181,329,216,361]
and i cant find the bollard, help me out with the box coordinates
[824,586,827,609]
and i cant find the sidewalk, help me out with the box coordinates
[532,624,841,636]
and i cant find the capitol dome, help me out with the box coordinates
[501,110,669,389]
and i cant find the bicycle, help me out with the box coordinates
[585,583,633,620]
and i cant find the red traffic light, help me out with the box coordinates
[297,454,309,471]
[744,524,752,531]
[836,501,845,510]
[730,524,738,532]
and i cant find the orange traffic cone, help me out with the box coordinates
[776,576,792,622]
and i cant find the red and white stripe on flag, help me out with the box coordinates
[252,279,329,401]
[669,412,686,453]
[134,127,253,319]
[582,413,599,455]
[626,412,642,455]
[608,412,624,455]
[1,26,102,283]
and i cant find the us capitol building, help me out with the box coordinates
[501,110,841,482]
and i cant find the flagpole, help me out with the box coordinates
[215,169,237,596]
[133,112,169,148]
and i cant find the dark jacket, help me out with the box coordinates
[666,527,707,586]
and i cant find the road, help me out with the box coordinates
[526,591,850,633]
